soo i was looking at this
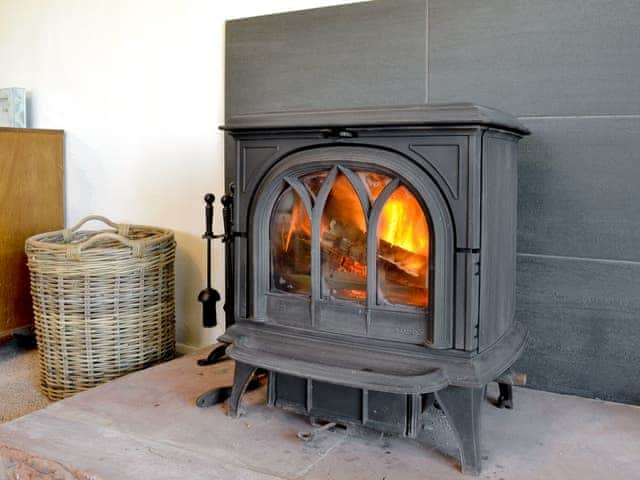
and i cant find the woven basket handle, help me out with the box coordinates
[65,232,146,260]
[63,215,144,260]
[63,215,132,242]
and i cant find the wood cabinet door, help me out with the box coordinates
[0,128,64,339]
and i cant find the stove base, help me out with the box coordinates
[221,321,526,475]
[230,364,486,475]
[271,372,485,475]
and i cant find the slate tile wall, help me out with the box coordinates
[225,0,640,403]
[225,0,428,118]
[428,0,640,116]
[516,255,640,403]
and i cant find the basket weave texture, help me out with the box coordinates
[25,215,176,400]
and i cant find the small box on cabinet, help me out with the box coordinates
[0,88,26,128]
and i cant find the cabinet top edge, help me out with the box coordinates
[0,127,64,134]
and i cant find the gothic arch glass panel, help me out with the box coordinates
[377,185,429,308]
[320,172,368,302]
[270,187,311,295]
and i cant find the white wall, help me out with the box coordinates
[0,0,359,351]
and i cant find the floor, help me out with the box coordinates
[0,347,638,479]
[0,338,50,423]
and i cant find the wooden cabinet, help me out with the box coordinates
[0,128,64,340]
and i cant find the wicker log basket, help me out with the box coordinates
[25,215,176,400]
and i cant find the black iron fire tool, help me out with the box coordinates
[196,370,268,408]
[198,193,221,328]
[196,187,257,408]
[196,192,230,366]
[195,192,229,407]
[197,186,239,367]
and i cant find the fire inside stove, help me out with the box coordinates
[271,169,430,308]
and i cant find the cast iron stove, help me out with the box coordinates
[216,103,529,475]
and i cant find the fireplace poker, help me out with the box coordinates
[198,193,221,329]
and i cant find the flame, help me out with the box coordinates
[283,194,311,251]
[378,186,428,255]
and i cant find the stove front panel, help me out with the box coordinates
[247,145,456,348]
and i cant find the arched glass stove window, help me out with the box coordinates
[269,167,431,309]
[377,185,429,308]
[270,187,312,295]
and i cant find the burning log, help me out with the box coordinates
[274,210,428,306]
[321,219,366,264]
[378,239,427,279]
[319,218,428,305]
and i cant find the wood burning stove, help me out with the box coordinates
[217,104,530,475]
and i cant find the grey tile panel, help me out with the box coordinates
[225,0,428,118]
[428,0,640,116]
[514,254,640,404]
[517,116,640,261]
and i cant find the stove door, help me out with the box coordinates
[251,146,454,348]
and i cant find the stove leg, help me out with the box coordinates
[434,386,483,476]
[228,361,257,418]
[497,383,513,409]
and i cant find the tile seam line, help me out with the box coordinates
[425,0,429,103]
[517,252,640,267]
[518,114,640,120]
[517,302,639,315]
